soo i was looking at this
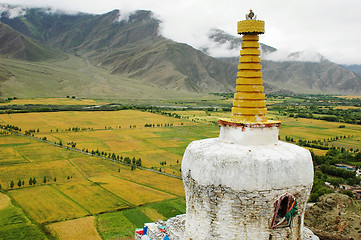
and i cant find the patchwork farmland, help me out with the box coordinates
[0,108,360,239]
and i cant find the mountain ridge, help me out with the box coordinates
[0,4,360,97]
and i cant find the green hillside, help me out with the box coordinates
[0,23,66,61]
[0,56,219,101]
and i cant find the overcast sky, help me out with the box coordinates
[1,0,361,65]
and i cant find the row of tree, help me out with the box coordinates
[144,123,178,127]
[0,124,21,132]
[7,176,74,189]
[282,135,358,152]
[83,148,142,167]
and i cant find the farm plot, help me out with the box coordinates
[97,208,151,240]
[114,170,184,196]
[96,198,186,239]
[54,180,129,214]
[279,117,361,150]
[0,144,29,166]
[0,110,190,134]
[70,156,123,177]
[8,185,89,224]
[0,160,83,189]
[14,142,83,162]
[90,175,176,206]
[47,216,101,240]
[0,135,32,165]
[0,197,46,240]
[144,198,186,219]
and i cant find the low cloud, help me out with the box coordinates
[113,9,132,23]
[205,41,239,58]
[263,49,323,62]
[0,4,26,18]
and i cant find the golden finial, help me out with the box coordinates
[248,9,254,20]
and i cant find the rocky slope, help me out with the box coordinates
[305,193,361,240]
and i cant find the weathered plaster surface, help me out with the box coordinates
[181,125,314,239]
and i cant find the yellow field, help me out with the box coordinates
[0,193,10,210]
[1,105,359,239]
[334,106,361,110]
[279,117,360,139]
[336,95,361,99]
[0,110,207,174]
[138,206,165,221]
[9,185,89,223]
[131,149,181,168]
[305,147,328,155]
[114,170,184,196]
[0,110,190,133]
[54,180,129,214]
[0,134,32,145]
[0,109,193,239]
[90,175,176,205]
[0,159,84,188]
[14,142,83,162]
[0,98,106,106]
[0,144,29,165]
[47,216,101,240]
[70,157,121,177]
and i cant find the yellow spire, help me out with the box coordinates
[230,13,267,123]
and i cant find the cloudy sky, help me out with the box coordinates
[1,0,361,64]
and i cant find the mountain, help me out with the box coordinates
[0,7,236,94]
[0,22,65,61]
[343,64,361,75]
[206,29,361,95]
[0,4,360,97]
[261,60,361,94]
[204,28,276,56]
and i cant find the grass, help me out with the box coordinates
[97,209,147,240]
[47,216,101,240]
[8,185,89,223]
[144,198,186,219]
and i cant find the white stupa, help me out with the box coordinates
[135,10,315,240]
[180,10,314,240]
